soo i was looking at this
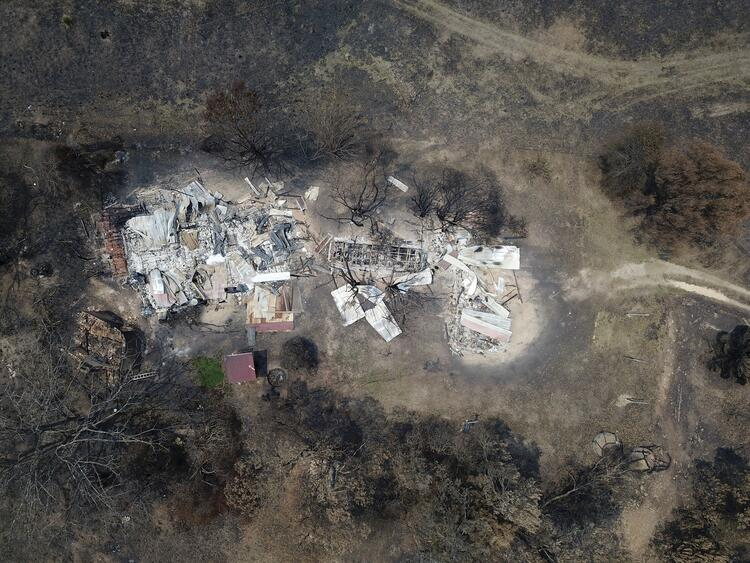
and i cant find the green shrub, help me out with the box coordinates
[193,357,224,388]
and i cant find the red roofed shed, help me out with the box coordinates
[223,352,256,384]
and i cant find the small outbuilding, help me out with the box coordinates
[223,352,257,384]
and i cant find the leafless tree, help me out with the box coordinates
[299,88,365,162]
[599,122,666,198]
[433,168,475,228]
[202,81,288,178]
[541,451,632,511]
[409,173,438,218]
[328,153,390,228]
[0,331,194,511]
[381,270,441,327]
[432,168,526,240]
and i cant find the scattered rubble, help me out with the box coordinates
[71,311,141,381]
[443,244,521,355]
[329,237,426,275]
[97,173,524,353]
[304,185,320,201]
[330,284,402,341]
[116,179,308,338]
[246,282,300,332]
[592,431,622,456]
[627,445,672,472]
[386,175,410,193]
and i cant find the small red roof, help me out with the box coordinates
[223,352,256,383]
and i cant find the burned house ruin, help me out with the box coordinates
[114,179,307,333]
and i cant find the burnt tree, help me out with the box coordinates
[329,153,390,228]
[203,81,287,178]
[433,168,526,240]
[709,325,750,385]
[652,448,750,562]
[599,127,750,252]
[599,122,665,198]
[299,88,365,162]
[644,143,750,250]
[409,173,438,218]
[0,332,210,511]
[381,269,440,328]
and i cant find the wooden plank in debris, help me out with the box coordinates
[387,176,409,192]
[285,196,306,212]
[482,295,510,318]
[460,314,512,342]
[244,177,262,196]
[624,355,647,363]
[315,233,333,254]
[462,309,512,330]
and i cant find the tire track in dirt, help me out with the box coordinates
[394,0,750,109]
[568,260,750,313]
[394,0,641,82]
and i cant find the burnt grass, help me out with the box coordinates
[441,0,748,57]
[0,0,746,170]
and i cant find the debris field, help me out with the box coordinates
[99,176,523,353]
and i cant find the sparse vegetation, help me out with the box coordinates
[298,87,365,161]
[225,381,543,559]
[524,154,552,182]
[652,448,750,562]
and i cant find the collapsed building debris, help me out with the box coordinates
[591,432,670,472]
[392,268,433,292]
[327,237,430,341]
[325,227,522,348]
[246,282,301,332]
[115,179,308,333]
[458,245,520,270]
[96,204,144,278]
[304,185,320,201]
[443,245,521,355]
[329,238,426,275]
[627,445,671,472]
[98,170,523,354]
[460,309,512,343]
[331,285,366,326]
[71,311,141,380]
[592,431,622,457]
[330,284,401,342]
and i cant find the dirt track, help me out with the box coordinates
[567,260,750,313]
[394,0,750,110]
